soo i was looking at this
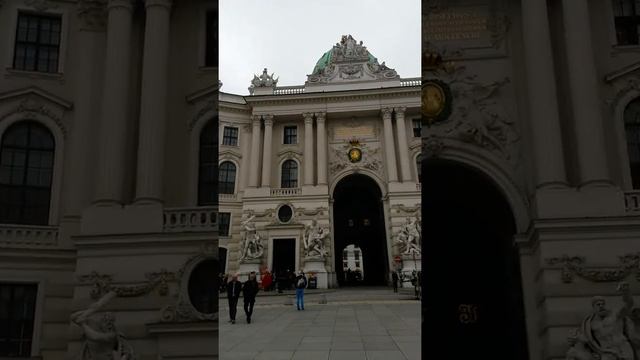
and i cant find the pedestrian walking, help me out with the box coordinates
[294,270,307,310]
[392,271,399,293]
[242,271,259,323]
[226,273,242,324]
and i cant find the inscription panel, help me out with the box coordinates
[334,125,375,139]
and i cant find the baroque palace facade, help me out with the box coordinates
[218,35,422,289]
[423,0,640,359]
[0,0,217,359]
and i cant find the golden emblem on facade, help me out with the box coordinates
[347,138,362,163]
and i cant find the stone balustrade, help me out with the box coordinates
[270,188,302,197]
[400,78,421,87]
[219,193,237,201]
[0,225,58,246]
[273,86,305,95]
[163,207,216,232]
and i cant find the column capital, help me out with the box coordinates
[315,112,326,122]
[381,107,393,118]
[251,115,261,124]
[303,112,314,123]
[394,106,407,115]
[107,0,134,10]
[263,114,274,126]
[144,0,172,9]
[78,0,108,31]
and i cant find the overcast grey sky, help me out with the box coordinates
[219,0,421,95]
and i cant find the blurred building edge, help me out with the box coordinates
[0,0,218,359]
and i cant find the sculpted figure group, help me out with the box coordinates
[567,282,640,360]
[240,215,264,261]
[304,219,330,258]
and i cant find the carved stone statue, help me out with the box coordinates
[395,216,421,256]
[250,68,278,88]
[240,215,264,261]
[566,282,637,360]
[70,291,134,360]
[304,219,329,258]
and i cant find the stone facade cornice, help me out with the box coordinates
[243,86,420,107]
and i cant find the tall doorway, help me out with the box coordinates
[422,159,529,359]
[332,174,388,286]
[272,238,296,274]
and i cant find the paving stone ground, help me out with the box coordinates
[219,288,421,360]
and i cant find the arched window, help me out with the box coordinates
[281,160,298,188]
[625,98,640,188]
[0,121,54,225]
[219,161,236,194]
[416,154,422,183]
[198,119,216,206]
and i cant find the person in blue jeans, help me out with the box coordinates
[295,271,307,310]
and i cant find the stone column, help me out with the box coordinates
[394,107,412,182]
[562,0,610,186]
[134,0,173,204]
[381,107,398,182]
[63,3,105,216]
[316,112,328,185]
[261,115,274,187]
[240,125,252,190]
[303,113,315,185]
[521,0,567,188]
[93,0,134,204]
[248,115,262,187]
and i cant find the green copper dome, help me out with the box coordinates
[311,48,379,75]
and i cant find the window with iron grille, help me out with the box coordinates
[218,212,230,237]
[280,160,298,188]
[205,10,217,67]
[412,119,422,138]
[13,13,61,73]
[284,126,297,144]
[0,283,38,357]
[0,122,54,225]
[222,127,238,146]
[613,0,640,45]
[198,120,217,206]
[218,161,236,194]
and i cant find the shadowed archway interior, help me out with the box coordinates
[422,159,529,359]
[332,174,388,286]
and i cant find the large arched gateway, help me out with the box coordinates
[422,159,529,359]
[332,174,389,286]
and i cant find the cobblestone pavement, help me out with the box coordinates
[220,288,421,360]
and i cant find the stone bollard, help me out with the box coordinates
[285,296,293,305]
[319,294,327,304]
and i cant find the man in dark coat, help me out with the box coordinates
[295,270,308,310]
[226,273,242,324]
[243,271,259,323]
[392,271,399,293]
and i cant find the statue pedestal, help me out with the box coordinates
[304,257,328,289]
[239,259,261,282]
[401,253,421,273]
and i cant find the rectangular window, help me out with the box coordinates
[613,0,640,45]
[412,119,422,138]
[284,126,297,144]
[218,212,230,237]
[0,283,37,357]
[13,13,61,73]
[222,127,238,146]
[205,10,217,67]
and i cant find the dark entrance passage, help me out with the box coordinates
[272,238,295,275]
[422,159,529,359]
[333,174,388,286]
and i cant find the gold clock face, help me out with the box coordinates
[423,82,446,118]
[348,148,362,163]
